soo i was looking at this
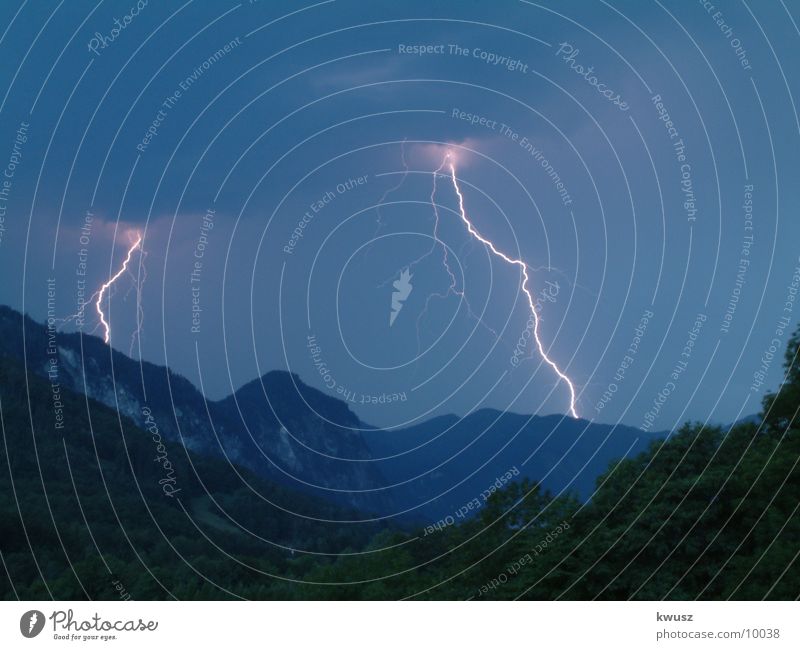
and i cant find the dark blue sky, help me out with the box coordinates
[1,0,798,431]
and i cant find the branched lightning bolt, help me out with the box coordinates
[443,153,579,418]
[56,232,146,347]
[372,138,409,239]
[428,155,458,291]
[95,234,142,344]
[411,156,498,352]
[374,150,498,352]
[362,140,410,265]
[125,243,148,356]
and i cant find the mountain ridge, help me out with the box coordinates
[0,305,667,522]
[0,305,388,514]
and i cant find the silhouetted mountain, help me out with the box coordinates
[0,306,387,513]
[0,353,385,598]
[4,315,796,601]
[364,409,664,521]
[0,305,665,524]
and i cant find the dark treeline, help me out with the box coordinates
[1,327,798,600]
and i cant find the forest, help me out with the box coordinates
[1,327,797,600]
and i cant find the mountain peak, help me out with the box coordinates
[219,369,363,431]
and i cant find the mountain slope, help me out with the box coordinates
[0,306,388,513]
[0,355,383,599]
[0,305,665,524]
[364,409,664,521]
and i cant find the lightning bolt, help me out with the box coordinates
[428,155,459,292]
[125,243,148,356]
[372,138,409,239]
[55,232,146,348]
[374,149,498,353]
[362,140,410,266]
[410,155,499,352]
[28,613,37,632]
[442,152,579,418]
[95,233,142,345]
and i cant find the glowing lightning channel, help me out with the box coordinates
[411,155,499,351]
[95,234,142,344]
[125,243,148,356]
[443,153,579,418]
